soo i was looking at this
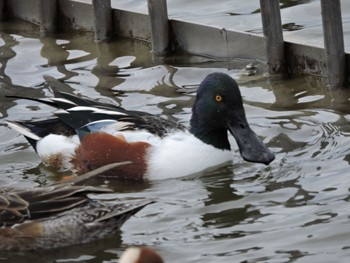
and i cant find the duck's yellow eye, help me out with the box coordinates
[215,95,223,102]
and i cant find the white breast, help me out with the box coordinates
[146,131,233,180]
[36,134,79,171]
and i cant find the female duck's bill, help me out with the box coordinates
[5,73,274,181]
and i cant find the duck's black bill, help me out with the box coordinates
[228,116,275,165]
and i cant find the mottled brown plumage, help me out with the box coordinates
[0,163,153,251]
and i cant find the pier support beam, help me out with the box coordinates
[321,0,347,89]
[147,0,170,55]
[39,0,57,34]
[0,0,5,21]
[92,0,113,42]
[260,0,287,76]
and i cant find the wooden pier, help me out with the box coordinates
[1,0,349,88]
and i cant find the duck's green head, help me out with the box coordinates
[190,72,275,165]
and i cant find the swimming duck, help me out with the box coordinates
[0,163,153,251]
[6,73,275,181]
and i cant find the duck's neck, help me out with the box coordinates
[189,119,231,151]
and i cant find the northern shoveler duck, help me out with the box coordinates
[0,162,153,251]
[6,73,275,181]
[119,247,164,263]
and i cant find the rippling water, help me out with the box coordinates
[2,20,350,263]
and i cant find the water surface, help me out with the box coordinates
[1,21,350,263]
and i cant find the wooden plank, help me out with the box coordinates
[259,0,287,76]
[58,0,94,31]
[0,0,5,21]
[321,0,347,89]
[113,9,150,42]
[92,0,113,42]
[39,0,57,33]
[172,20,266,61]
[285,42,326,76]
[147,0,169,54]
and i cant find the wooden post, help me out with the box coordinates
[321,0,347,89]
[39,0,57,34]
[147,0,170,55]
[92,0,113,42]
[259,0,287,76]
[0,0,5,21]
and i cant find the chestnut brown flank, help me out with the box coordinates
[73,133,150,180]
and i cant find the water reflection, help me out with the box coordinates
[1,21,350,263]
[0,235,123,263]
